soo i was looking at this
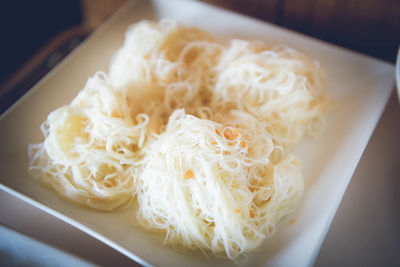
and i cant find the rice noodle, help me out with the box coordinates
[136,109,303,259]
[29,72,148,210]
[29,19,327,259]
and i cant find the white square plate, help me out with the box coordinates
[0,0,394,266]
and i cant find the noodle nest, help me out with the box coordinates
[29,19,327,259]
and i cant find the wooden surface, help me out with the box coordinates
[204,0,399,62]
[0,1,398,266]
[2,0,397,101]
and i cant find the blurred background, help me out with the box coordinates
[206,0,399,63]
[0,0,399,266]
[0,0,399,113]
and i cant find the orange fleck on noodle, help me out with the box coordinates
[184,169,194,180]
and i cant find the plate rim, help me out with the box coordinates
[0,0,395,266]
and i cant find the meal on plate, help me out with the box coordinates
[29,19,328,260]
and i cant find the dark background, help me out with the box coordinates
[1,0,398,87]
[0,0,398,113]
[0,1,398,266]
[0,0,82,86]
[219,0,400,63]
